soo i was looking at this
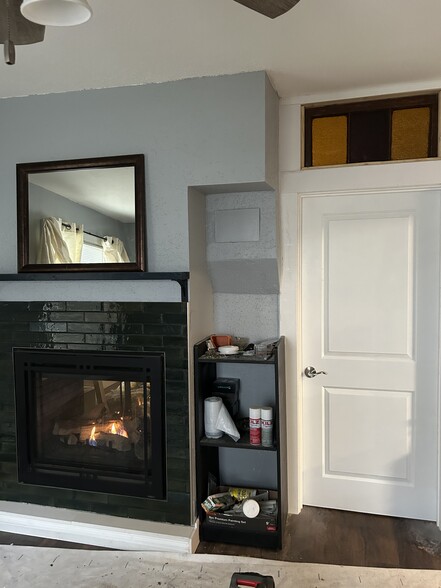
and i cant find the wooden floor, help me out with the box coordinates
[1,507,441,569]
[196,507,441,570]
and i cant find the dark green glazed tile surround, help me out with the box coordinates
[0,302,190,525]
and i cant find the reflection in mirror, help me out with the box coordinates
[17,154,146,273]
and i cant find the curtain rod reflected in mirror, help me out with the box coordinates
[17,154,146,273]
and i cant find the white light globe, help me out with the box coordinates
[21,0,92,27]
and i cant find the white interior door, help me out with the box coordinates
[302,190,440,520]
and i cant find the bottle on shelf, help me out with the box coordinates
[261,406,273,447]
[249,406,261,445]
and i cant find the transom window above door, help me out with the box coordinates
[304,94,439,168]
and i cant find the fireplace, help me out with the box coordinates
[13,348,166,499]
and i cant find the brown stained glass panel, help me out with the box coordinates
[312,116,347,167]
[391,107,430,160]
[349,109,390,163]
[304,94,438,168]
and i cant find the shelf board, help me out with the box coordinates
[0,271,189,281]
[198,353,275,365]
[0,272,190,302]
[200,435,277,451]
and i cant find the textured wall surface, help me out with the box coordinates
[0,72,270,279]
[213,293,279,343]
[206,191,277,263]
[0,302,190,525]
[206,191,279,341]
[0,72,275,302]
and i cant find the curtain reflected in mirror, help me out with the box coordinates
[17,155,146,273]
[37,218,84,264]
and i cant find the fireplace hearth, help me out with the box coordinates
[13,348,166,499]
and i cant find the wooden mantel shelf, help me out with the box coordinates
[0,272,190,302]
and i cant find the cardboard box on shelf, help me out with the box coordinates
[204,487,278,533]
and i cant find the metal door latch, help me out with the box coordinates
[304,366,327,378]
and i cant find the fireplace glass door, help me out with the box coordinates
[14,349,165,499]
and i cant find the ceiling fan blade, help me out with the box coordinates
[233,0,301,19]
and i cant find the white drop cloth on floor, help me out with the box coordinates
[1,546,440,587]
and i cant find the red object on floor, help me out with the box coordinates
[230,572,275,588]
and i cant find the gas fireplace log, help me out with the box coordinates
[59,434,79,445]
[53,420,94,437]
[78,423,126,442]
[53,420,82,436]
[79,424,99,441]
[53,415,136,452]
[95,432,131,452]
[122,417,141,443]
[52,403,107,436]
[58,430,132,451]
[67,434,78,445]
[53,422,119,439]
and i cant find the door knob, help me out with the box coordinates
[304,366,327,378]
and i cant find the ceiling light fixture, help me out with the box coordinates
[0,0,91,65]
[0,0,45,65]
[20,0,92,27]
[1,0,298,67]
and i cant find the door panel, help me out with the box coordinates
[326,215,413,357]
[302,191,440,520]
[325,387,412,481]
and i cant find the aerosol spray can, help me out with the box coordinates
[261,406,273,447]
[249,406,261,445]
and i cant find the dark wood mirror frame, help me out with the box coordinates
[17,154,146,273]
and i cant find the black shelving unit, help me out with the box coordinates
[194,336,287,550]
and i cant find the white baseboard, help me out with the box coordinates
[0,501,198,552]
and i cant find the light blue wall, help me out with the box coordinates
[0,72,275,301]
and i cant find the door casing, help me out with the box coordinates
[295,186,441,525]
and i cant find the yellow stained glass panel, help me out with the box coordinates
[312,116,347,167]
[391,107,430,160]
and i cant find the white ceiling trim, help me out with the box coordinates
[281,79,441,107]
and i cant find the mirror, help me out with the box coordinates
[17,154,146,273]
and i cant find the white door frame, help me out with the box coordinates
[279,175,441,524]
[298,187,441,520]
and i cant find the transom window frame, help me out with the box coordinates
[303,93,439,168]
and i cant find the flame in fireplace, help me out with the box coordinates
[109,421,129,438]
[89,425,97,447]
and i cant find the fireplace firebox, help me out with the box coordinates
[13,349,166,499]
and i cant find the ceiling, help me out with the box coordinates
[30,168,136,222]
[2,0,441,100]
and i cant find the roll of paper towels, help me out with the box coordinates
[204,396,223,439]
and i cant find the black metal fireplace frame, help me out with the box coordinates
[13,348,166,500]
